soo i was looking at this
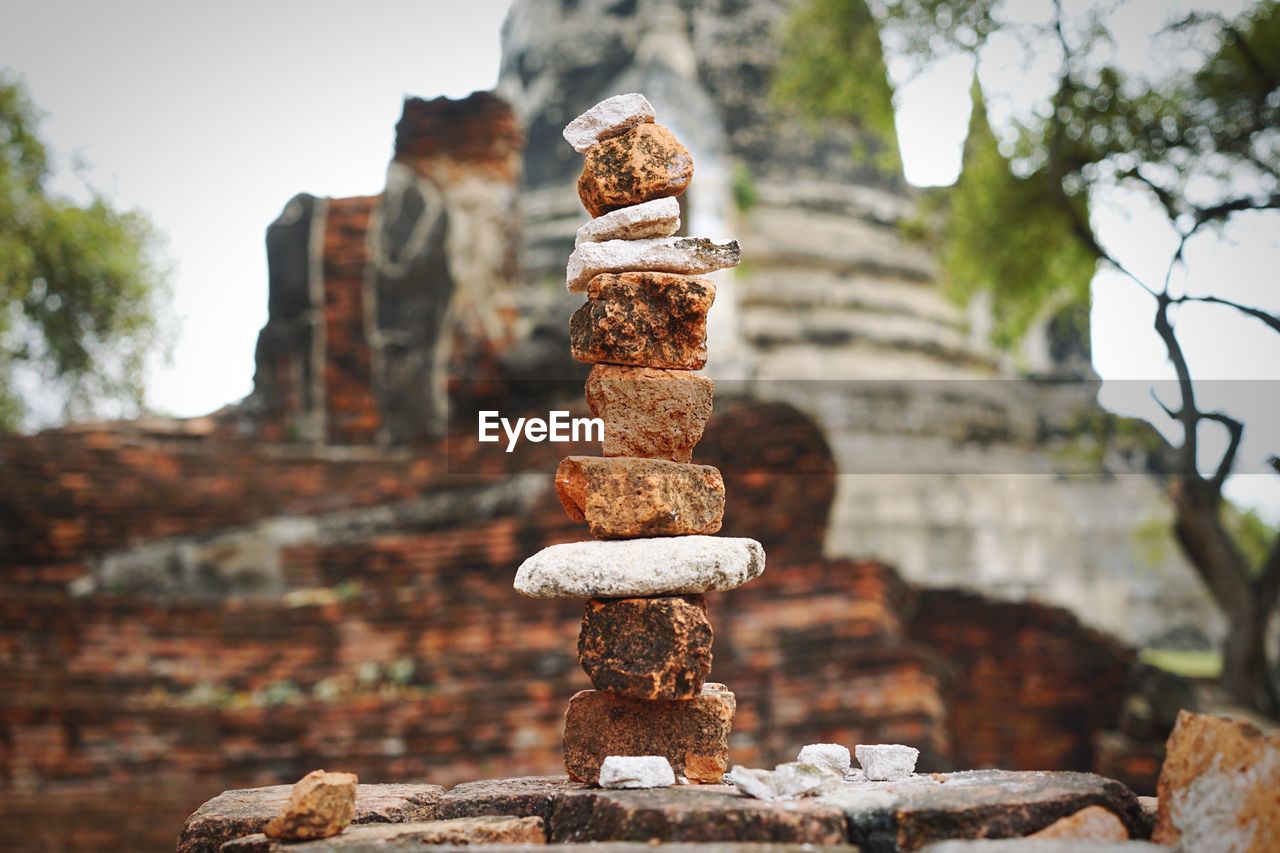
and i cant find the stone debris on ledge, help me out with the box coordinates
[730,762,843,801]
[513,536,765,599]
[797,743,853,776]
[575,196,681,245]
[565,237,740,292]
[261,770,357,841]
[555,455,725,539]
[598,756,677,789]
[177,782,445,853]
[857,743,920,781]
[562,92,655,153]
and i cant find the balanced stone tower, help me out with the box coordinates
[514,94,764,785]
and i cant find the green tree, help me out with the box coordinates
[0,74,169,431]
[777,0,1280,713]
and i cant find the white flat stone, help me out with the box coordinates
[730,762,840,801]
[798,743,852,776]
[514,536,765,599]
[563,93,656,153]
[566,236,741,292]
[575,197,681,245]
[598,756,676,789]
[856,744,919,781]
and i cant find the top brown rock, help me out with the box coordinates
[263,770,358,841]
[578,123,693,218]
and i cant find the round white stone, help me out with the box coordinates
[798,743,852,776]
[514,536,765,599]
[598,755,676,789]
[855,744,920,781]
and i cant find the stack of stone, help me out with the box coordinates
[514,94,765,785]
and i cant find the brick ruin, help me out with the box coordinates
[0,92,1168,851]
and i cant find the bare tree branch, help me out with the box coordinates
[1199,410,1245,494]
[1174,294,1280,337]
[1154,294,1202,482]
[1192,194,1280,230]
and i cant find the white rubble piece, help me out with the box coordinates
[563,93,655,153]
[797,743,852,776]
[565,236,741,292]
[730,762,841,802]
[514,536,765,599]
[575,197,681,245]
[856,744,920,781]
[598,756,676,789]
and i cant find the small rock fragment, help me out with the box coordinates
[1152,709,1280,851]
[731,762,841,801]
[563,683,735,784]
[563,93,656,153]
[856,744,919,781]
[797,743,852,777]
[556,455,724,538]
[1028,805,1129,840]
[586,364,713,462]
[578,123,693,216]
[598,756,677,789]
[262,770,358,841]
[565,237,739,292]
[578,595,713,699]
[513,535,766,598]
[570,272,714,371]
[576,197,681,245]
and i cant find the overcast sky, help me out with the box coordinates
[3,0,1276,517]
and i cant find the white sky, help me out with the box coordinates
[3,0,1276,518]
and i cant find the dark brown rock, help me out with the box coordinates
[578,595,713,699]
[436,776,586,822]
[570,272,714,370]
[177,783,444,853]
[221,816,545,850]
[1152,710,1280,851]
[585,364,714,462]
[562,683,735,784]
[577,123,693,217]
[550,785,847,844]
[556,456,724,539]
[820,769,1147,850]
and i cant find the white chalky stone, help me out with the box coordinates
[730,763,839,801]
[798,743,852,776]
[856,744,920,781]
[575,197,681,245]
[514,536,765,599]
[565,236,741,292]
[598,756,676,789]
[563,93,656,153]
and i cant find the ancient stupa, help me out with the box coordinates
[513,93,763,784]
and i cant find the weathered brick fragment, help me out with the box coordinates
[262,770,358,841]
[577,123,693,217]
[555,456,724,539]
[570,272,714,370]
[578,595,713,700]
[586,364,713,462]
[562,683,735,784]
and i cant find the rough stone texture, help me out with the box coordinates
[1137,795,1159,835]
[577,123,692,217]
[856,744,920,781]
[562,684,735,784]
[562,93,656,153]
[436,777,586,823]
[555,456,724,539]
[514,536,766,598]
[222,816,546,850]
[599,756,677,789]
[578,595,713,700]
[261,771,358,841]
[565,238,739,293]
[819,770,1147,851]
[570,272,715,370]
[576,197,681,245]
[1027,805,1129,840]
[549,785,847,844]
[178,783,443,853]
[798,744,853,777]
[585,364,713,462]
[731,763,841,801]
[1152,710,1280,852]
[921,842,1167,852]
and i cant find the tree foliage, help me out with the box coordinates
[0,74,169,431]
